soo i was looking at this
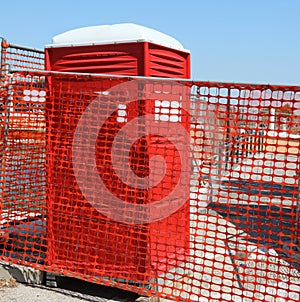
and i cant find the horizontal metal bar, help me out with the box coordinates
[8,69,300,90]
[5,43,44,54]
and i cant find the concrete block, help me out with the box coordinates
[0,264,12,280]
[1,263,44,285]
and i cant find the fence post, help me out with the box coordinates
[257,129,265,153]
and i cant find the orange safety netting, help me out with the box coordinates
[0,70,299,302]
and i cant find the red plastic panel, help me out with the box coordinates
[147,44,190,78]
[45,42,190,78]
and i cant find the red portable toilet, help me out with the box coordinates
[45,24,191,285]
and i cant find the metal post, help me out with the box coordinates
[0,37,6,85]
[0,37,7,205]
[225,102,231,170]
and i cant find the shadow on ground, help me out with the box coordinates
[47,276,139,301]
[209,202,300,270]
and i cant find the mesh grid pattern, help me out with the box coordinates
[0,70,299,301]
[0,40,44,73]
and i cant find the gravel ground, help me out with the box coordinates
[0,277,139,302]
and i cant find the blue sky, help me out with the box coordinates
[1,0,299,85]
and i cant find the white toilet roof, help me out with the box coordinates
[46,23,189,52]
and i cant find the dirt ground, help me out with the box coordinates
[0,277,139,302]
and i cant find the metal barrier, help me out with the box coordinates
[0,39,44,74]
[0,69,299,301]
[0,41,46,230]
[224,129,266,171]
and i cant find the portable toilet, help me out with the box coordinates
[44,24,191,285]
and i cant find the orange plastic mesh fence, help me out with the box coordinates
[0,70,300,301]
[0,39,44,73]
